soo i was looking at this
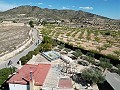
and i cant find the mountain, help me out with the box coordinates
[0,5,120,29]
[0,5,108,19]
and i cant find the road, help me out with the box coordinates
[0,28,41,69]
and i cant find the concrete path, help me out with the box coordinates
[0,28,41,69]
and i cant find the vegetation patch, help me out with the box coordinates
[0,67,15,85]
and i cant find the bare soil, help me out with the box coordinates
[0,26,30,56]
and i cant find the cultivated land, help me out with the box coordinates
[0,26,30,57]
[39,24,120,58]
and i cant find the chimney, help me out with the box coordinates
[30,71,34,90]
[30,71,33,80]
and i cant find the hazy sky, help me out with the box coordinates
[0,0,120,19]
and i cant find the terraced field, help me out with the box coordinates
[39,24,120,59]
[0,26,30,56]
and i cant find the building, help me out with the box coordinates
[105,72,120,90]
[42,51,61,61]
[7,64,51,90]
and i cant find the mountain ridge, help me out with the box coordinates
[0,5,111,19]
[0,5,119,30]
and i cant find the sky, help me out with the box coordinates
[0,0,120,19]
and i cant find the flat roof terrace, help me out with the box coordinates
[42,51,61,61]
[58,77,73,89]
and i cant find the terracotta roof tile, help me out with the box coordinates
[7,64,51,86]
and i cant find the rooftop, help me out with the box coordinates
[58,77,73,89]
[7,64,51,86]
[106,72,120,90]
[42,51,61,61]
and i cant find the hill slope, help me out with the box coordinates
[1,5,109,19]
[0,5,120,29]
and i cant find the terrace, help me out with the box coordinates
[42,51,61,61]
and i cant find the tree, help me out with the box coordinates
[81,69,105,84]
[72,49,82,58]
[99,61,112,71]
[58,44,65,49]
[34,48,40,55]
[0,68,15,85]
[20,56,27,65]
[88,56,96,64]
[99,57,110,62]
[42,43,52,51]
[29,21,34,28]
[86,52,95,58]
[43,36,52,44]
[99,57,112,71]
[26,52,33,60]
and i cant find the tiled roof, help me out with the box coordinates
[7,64,51,86]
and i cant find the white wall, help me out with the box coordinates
[9,84,29,90]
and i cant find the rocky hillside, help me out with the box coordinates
[0,5,109,19]
[0,5,120,29]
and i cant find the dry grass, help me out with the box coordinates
[0,26,30,56]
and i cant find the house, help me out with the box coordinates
[7,64,51,90]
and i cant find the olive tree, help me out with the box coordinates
[81,69,105,84]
